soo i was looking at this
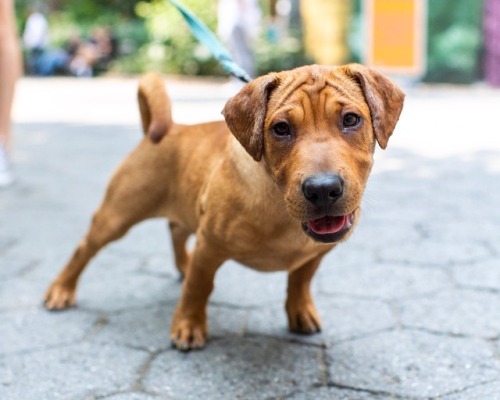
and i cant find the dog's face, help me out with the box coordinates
[223,64,405,243]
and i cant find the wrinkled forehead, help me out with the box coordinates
[267,66,368,118]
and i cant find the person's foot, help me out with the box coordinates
[0,144,14,188]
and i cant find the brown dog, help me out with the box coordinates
[44,64,404,351]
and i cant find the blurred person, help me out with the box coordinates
[68,27,117,77]
[22,5,49,75]
[484,0,500,86]
[36,47,68,76]
[68,41,98,77]
[0,0,22,187]
[88,27,118,74]
[217,0,261,90]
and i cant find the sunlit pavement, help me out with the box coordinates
[1,76,500,399]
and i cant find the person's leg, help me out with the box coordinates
[0,0,22,152]
[0,0,22,186]
[230,25,256,78]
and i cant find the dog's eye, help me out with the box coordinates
[343,113,361,128]
[272,122,291,137]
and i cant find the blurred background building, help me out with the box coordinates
[13,0,498,85]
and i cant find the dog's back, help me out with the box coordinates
[122,73,231,231]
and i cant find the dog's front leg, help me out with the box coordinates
[286,254,324,334]
[170,235,224,351]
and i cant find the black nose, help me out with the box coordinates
[302,173,344,206]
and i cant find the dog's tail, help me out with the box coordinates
[138,72,173,143]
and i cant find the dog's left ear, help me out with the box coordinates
[343,64,405,149]
[222,75,278,161]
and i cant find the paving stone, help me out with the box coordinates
[452,260,500,291]
[327,330,500,398]
[4,79,500,400]
[318,234,380,270]
[245,304,290,340]
[73,266,179,313]
[361,159,499,268]
[35,250,141,284]
[0,308,97,355]
[397,289,500,339]
[138,253,178,279]
[0,254,50,312]
[2,220,85,276]
[317,263,452,301]
[246,296,396,346]
[143,337,323,399]
[211,260,287,307]
[0,275,51,311]
[88,305,173,352]
[207,305,249,338]
[0,232,19,256]
[287,386,394,400]
[88,303,247,352]
[0,343,148,400]
[104,219,178,262]
[340,219,421,260]
[36,220,175,280]
[376,237,491,267]
[99,393,161,400]
[440,380,500,400]
[0,254,40,280]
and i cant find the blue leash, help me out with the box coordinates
[167,0,252,83]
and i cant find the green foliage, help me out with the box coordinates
[15,0,310,77]
[255,33,312,75]
[15,0,137,26]
[46,12,81,47]
[56,0,138,21]
[123,0,310,76]
[128,0,224,76]
[14,0,487,81]
[425,0,484,83]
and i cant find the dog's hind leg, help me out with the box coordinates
[45,73,174,311]
[44,160,165,310]
[44,205,139,310]
[168,222,192,279]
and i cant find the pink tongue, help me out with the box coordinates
[308,215,347,234]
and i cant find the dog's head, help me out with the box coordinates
[222,64,405,244]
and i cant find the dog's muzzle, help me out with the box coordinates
[300,173,354,243]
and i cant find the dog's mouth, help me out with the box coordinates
[302,212,355,243]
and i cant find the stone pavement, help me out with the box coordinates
[1,77,500,400]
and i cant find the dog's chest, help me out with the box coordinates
[233,232,332,272]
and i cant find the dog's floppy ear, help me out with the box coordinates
[222,75,278,161]
[343,64,405,149]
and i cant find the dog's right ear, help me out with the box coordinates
[222,75,278,161]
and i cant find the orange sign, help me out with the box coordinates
[365,0,426,76]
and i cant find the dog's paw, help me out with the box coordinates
[44,282,76,310]
[170,316,207,351]
[286,301,322,334]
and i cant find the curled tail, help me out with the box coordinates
[138,72,173,143]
